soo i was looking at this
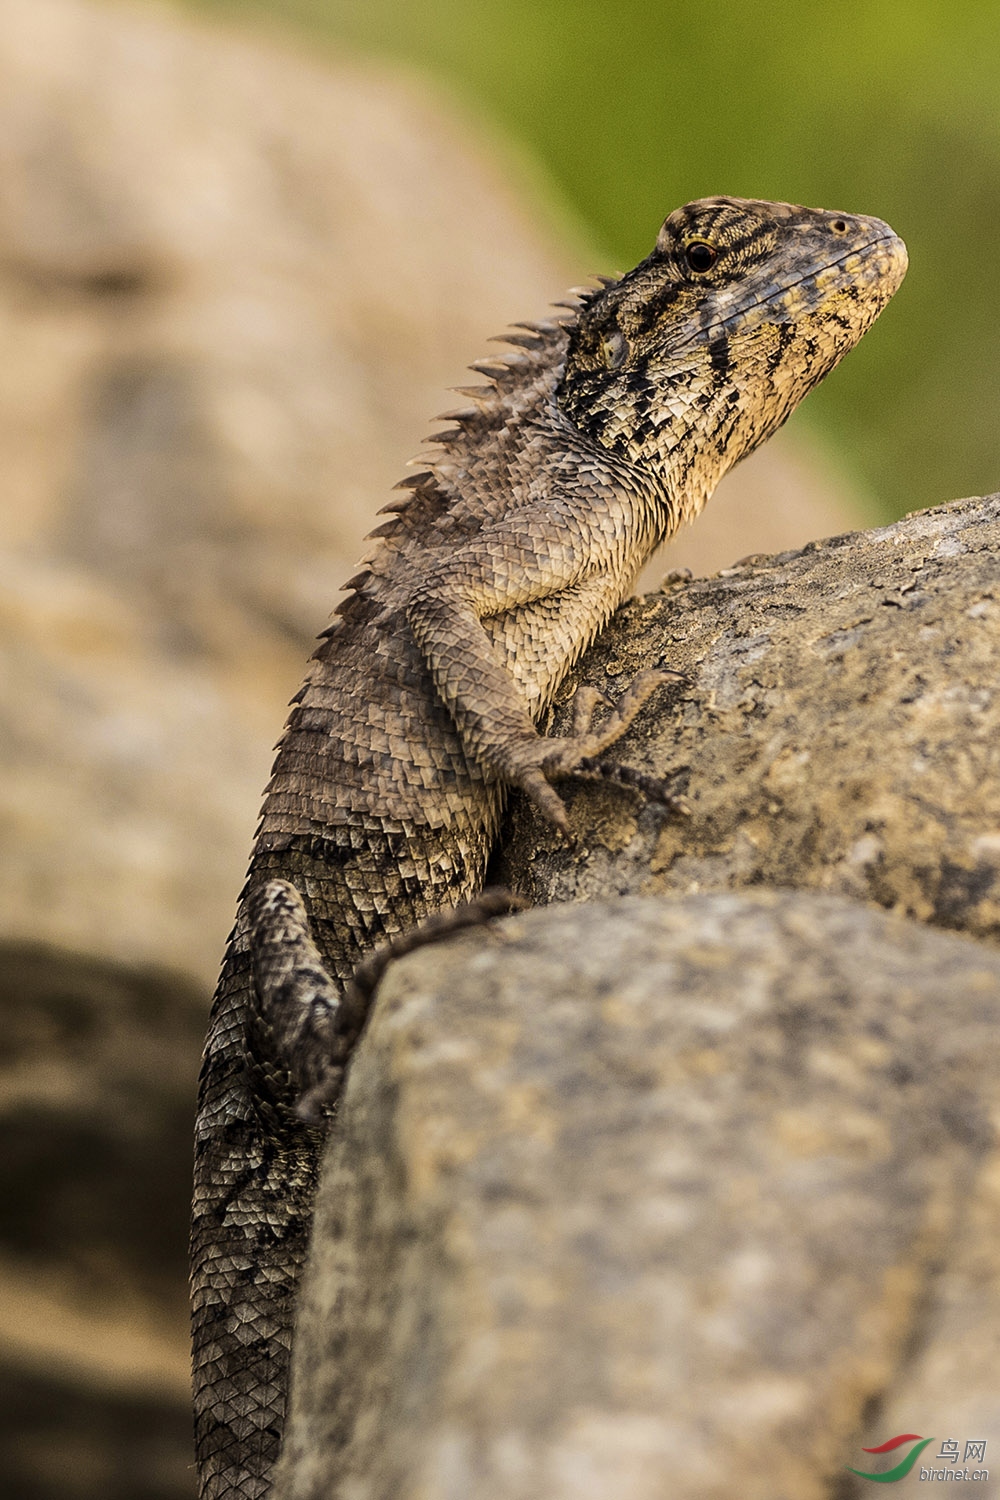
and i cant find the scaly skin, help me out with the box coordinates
[191,197,907,1499]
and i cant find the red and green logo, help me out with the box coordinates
[846,1434,934,1483]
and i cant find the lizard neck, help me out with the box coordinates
[342,313,676,599]
[555,333,801,537]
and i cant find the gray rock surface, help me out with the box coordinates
[283,493,1000,1498]
[494,492,1000,946]
[280,892,1000,1500]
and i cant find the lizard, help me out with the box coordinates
[190,195,907,1500]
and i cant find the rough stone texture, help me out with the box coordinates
[279,892,1000,1500]
[494,492,1000,946]
[281,493,1000,1498]
[0,0,860,984]
[858,1150,1000,1492]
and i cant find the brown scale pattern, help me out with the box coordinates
[191,197,907,1498]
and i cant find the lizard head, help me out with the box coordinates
[558,196,907,522]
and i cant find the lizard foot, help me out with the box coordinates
[574,756,692,817]
[508,668,683,836]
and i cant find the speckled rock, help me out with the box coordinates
[278,891,1000,1500]
[494,492,1000,946]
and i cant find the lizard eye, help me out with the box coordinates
[684,240,718,273]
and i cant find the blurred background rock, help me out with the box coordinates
[0,1,993,1496]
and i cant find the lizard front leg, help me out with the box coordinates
[406,510,670,836]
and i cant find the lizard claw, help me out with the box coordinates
[517,765,575,843]
[570,684,610,736]
[502,667,681,839]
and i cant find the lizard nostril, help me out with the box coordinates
[831,218,849,234]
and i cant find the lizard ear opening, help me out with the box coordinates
[601,329,629,370]
[563,304,631,381]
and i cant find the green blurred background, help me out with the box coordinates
[180,0,1000,522]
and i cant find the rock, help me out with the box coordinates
[282,492,1000,1495]
[278,891,1000,1500]
[494,492,1000,946]
[0,549,283,984]
[856,1154,1000,1495]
